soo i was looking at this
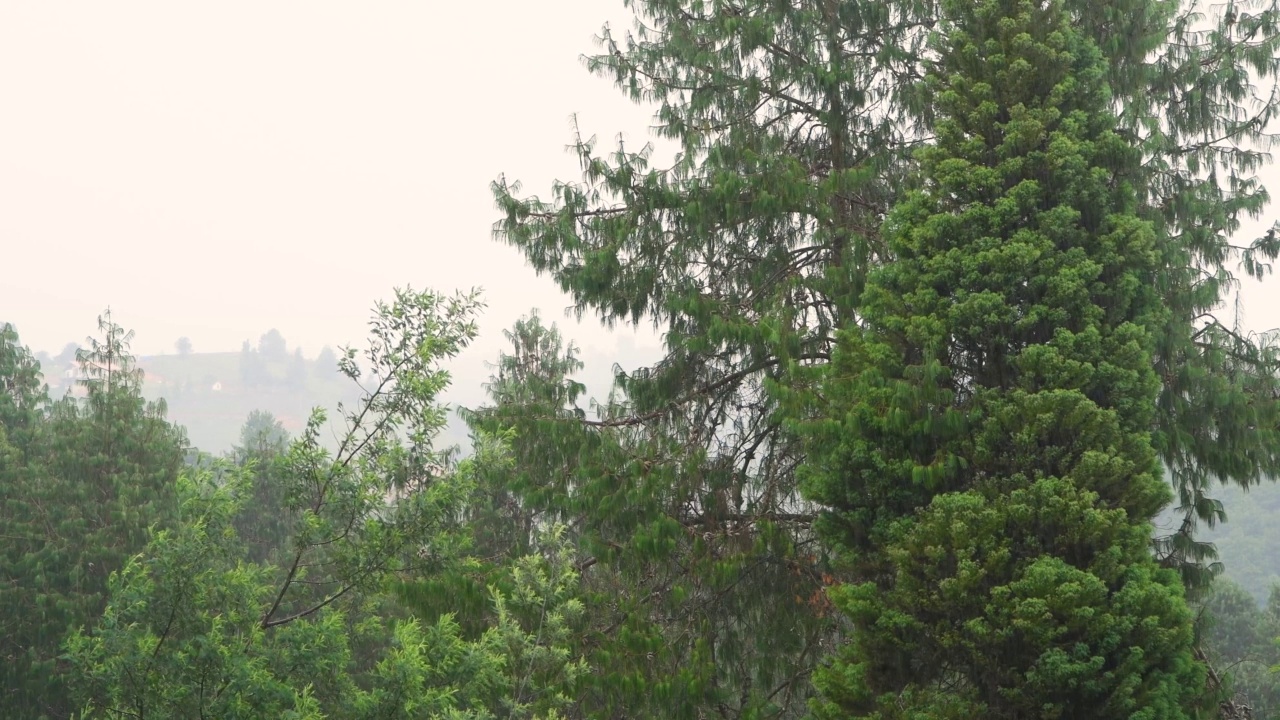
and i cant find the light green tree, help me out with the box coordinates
[66,289,589,719]
[67,466,589,720]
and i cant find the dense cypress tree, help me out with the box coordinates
[795,0,1206,715]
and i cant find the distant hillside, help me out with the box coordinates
[133,352,359,452]
[49,339,643,458]
[1191,479,1280,603]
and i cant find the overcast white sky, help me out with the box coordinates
[2,2,1278,367]
[0,1,666,367]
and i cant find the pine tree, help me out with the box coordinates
[489,0,924,709]
[464,309,841,716]
[52,310,187,566]
[461,312,588,565]
[0,323,46,435]
[795,0,1207,714]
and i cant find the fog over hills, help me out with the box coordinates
[31,324,661,457]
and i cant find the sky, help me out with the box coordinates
[0,0,666,369]
[2,1,1279,370]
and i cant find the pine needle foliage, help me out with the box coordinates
[794,0,1208,715]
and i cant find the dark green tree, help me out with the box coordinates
[0,323,51,715]
[0,312,187,719]
[0,322,46,454]
[461,312,585,562]
[463,311,834,717]
[795,0,1207,715]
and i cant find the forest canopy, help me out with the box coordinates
[4,0,1280,718]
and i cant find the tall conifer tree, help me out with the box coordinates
[795,0,1207,714]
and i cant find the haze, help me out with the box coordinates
[0,0,664,369]
[1,0,1276,365]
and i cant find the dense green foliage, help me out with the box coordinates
[795,0,1207,714]
[1,290,595,719]
[5,0,1280,717]
[1,314,188,719]
[66,467,588,720]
